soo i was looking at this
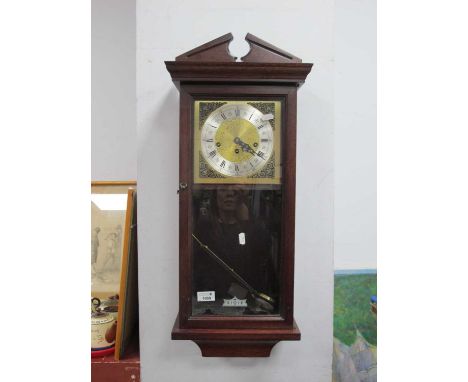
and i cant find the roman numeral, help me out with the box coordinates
[209,124,218,129]
[220,160,226,168]
[235,108,240,117]
[204,138,214,142]
[209,150,216,158]
[220,112,227,120]
[261,139,270,142]
[235,164,239,172]
[257,125,264,130]
[257,151,265,159]
[249,113,253,121]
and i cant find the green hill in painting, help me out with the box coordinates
[334,272,377,346]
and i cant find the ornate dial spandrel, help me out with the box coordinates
[199,102,227,128]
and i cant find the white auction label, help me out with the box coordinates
[239,232,246,245]
[197,291,215,302]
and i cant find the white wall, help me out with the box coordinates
[136,1,334,382]
[334,0,376,271]
[91,0,136,180]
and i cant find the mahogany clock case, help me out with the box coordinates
[166,33,312,356]
[177,84,300,331]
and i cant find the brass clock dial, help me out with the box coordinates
[200,104,274,177]
[194,100,281,184]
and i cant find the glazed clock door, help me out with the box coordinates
[191,99,284,317]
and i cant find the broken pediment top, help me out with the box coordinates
[175,33,303,64]
[242,33,302,63]
[175,33,236,62]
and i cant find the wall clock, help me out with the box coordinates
[166,33,313,357]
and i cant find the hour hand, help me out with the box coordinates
[233,137,245,147]
[234,137,256,156]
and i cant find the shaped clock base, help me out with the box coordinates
[171,315,300,357]
[193,340,279,357]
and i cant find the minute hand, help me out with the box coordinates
[234,137,264,159]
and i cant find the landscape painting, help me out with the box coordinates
[332,270,377,382]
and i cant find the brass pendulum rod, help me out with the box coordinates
[192,233,275,306]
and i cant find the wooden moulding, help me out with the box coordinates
[166,32,312,86]
[174,32,303,64]
[91,180,137,186]
[175,33,236,62]
[165,61,313,85]
[242,33,302,63]
[172,315,301,357]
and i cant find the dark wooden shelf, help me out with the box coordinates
[91,338,140,382]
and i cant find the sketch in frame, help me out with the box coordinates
[91,195,127,296]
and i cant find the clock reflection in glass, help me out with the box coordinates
[200,104,274,177]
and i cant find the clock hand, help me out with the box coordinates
[245,143,265,160]
[233,136,249,150]
[233,137,253,154]
[233,137,264,159]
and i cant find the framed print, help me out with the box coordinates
[91,181,136,299]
